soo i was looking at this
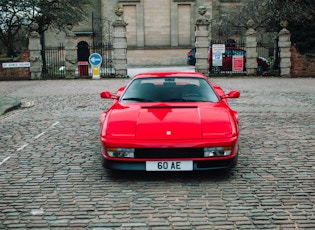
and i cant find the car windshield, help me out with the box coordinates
[120,77,219,103]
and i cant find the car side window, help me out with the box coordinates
[233,50,245,56]
[199,80,219,102]
[224,50,232,57]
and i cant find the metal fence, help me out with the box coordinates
[42,42,114,79]
[42,44,66,79]
[209,39,278,75]
[209,40,247,75]
[90,43,114,77]
[257,40,280,72]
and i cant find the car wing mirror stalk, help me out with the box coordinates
[221,90,240,99]
[100,91,119,100]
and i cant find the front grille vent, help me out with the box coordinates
[135,148,204,158]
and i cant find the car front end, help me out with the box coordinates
[101,137,239,171]
[100,72,240,171]
[100,101,239,171]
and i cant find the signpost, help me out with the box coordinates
[212,44,225,67]
[89,53,102,79]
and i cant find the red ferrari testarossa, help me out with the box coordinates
[100,72,240,171]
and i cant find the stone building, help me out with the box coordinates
[44,0,243,66]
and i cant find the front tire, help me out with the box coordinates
[230,154,238,168]
[101,154,107,168]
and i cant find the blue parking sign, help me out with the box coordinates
[213,53,222,66]
[89,53,102,66]
[214,54,221,59]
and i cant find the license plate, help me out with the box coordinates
[146,161,193,171]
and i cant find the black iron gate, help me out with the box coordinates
[90,15,114,77]
[42,44,65,79]
[90,42,114,77]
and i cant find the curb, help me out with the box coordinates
[0,97,22,115]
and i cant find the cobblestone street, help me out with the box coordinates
[0,77,314,229]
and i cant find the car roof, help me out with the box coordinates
[133,72,208,80]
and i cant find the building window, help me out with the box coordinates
[220,0,241,2]
[118,0,140,2]
[173,0,195,2]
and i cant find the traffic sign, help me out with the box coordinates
[89,53,102,66]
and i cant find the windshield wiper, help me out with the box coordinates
[122,97,150,102]
[181,98,211,102]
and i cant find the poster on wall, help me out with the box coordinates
[232,55,244,71]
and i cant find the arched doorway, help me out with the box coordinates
[77,41,90,76]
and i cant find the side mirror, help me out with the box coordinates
[100,91,114,99]
[221,90,240,99]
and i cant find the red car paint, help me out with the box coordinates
[100,72,240,171]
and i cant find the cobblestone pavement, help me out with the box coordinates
[0,77,314,229]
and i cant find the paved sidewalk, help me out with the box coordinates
[0,96,21,115]
[0,66,195,116]
[0,77,314,229]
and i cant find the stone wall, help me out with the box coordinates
[42,0,240,67]
[127,48,188,66]
[291,46,315,77]
[0,51,31,80]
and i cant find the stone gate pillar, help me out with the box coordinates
[195,6,210,75]
[112,6,128,78]
[28,23,42,79]
[278,21,291,77]
[65,24,77,79]
[245,19,258,75]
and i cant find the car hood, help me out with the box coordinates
[105,103,234,140]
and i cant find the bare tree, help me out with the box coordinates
[212,0,272,40]
[212,0,315,53]
[30,0,91,73]
[0,0,91,58]
[267,0,315,53]
[266,0,314,23]
[0,1,32,57]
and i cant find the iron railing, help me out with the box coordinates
[42,42,114,79]
[42,44,65,79]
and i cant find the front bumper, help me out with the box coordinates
[102,156,238,171]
